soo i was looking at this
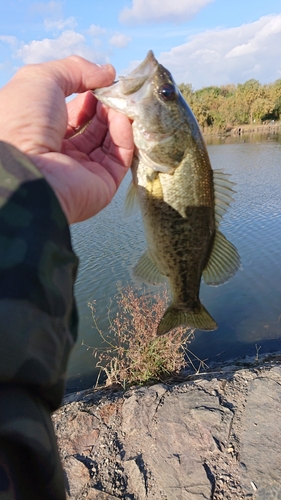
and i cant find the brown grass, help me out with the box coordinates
[85,285,202,390]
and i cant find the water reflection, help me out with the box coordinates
[66,132,281,392]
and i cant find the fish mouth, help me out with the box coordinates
[93,50,158,118]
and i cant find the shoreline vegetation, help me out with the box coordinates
[178,78,281,137]
[85,286,195,390]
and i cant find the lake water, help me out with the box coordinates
[66,131,281,393]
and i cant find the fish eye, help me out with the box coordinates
[158,84,176,101]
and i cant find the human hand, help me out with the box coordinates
[0,57,134,223]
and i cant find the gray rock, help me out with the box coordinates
[240,374,281,498]
[121,383,233,499]
[86,491,120,500]
[123,459,147,499]
[53,354,281,499]
[53,404,100,457]
[64,456,90,498]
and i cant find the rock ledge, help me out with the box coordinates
[53,353,281,499]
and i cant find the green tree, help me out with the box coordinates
[251,97,274,122]
[269,80,281,120]
[236,79,262,124]
[178,77,280,131]
[190,94,213,129]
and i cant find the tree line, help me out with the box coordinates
[178,79,281,132]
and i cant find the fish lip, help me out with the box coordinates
[125,50,158,79]
[93,50,158,106]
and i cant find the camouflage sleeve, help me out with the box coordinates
[0,141,79,499]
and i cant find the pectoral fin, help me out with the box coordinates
[133,250,166,285]
[140,150,175,173]
[157,303,218,336]
[203,230,240,286]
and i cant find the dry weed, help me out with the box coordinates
[86,285,197,389]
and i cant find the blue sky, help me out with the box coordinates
[1,0,281,90]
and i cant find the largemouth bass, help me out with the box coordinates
[94,51,240,335]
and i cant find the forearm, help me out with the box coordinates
[0,141,79,499]
[0,141,79,408]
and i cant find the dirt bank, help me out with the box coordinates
[53,352,281,499]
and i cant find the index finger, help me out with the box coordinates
[65,91,98,139]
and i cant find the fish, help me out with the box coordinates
[93,50,240,336]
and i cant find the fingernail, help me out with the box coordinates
[101,64,112,70]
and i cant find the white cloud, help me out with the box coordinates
[44,16,77,32]
[109,33,131,48]
[16,30,107,64]
[119,0,214,25]
[159,14,281,88]
[226,15,281,58]
[88,24,107,37]
[0,35,18,49]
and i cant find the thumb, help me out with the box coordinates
[42,56,116,97]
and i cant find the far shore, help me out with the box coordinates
[203,121,281,137]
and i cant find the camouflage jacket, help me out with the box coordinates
[0,141,79,499]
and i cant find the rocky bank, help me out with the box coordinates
[53,353,281,500]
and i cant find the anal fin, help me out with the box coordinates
[133,250,166,285]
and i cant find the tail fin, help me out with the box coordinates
[157,303,217,336]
